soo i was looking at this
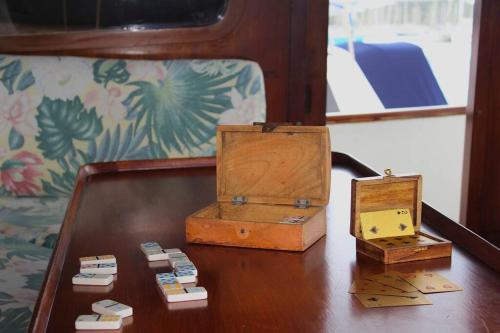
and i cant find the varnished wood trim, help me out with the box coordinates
[29,157,215,332]
[0,0,246,57]
[333,151,500,273]
[327,107,466,124]
[79,157,216,179]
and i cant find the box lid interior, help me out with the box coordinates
[217,125,331,206]
[350,174,422,238]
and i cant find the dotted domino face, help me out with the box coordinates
[174,262,198,276]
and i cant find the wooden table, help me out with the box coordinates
[31,156,500,333]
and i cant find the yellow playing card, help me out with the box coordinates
[360,208,415,240]
[354,293,432,308]
[348,279,416,297]
[365,271,418,293]
[400,272,463,294]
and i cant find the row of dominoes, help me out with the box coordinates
[141,242,207,303]
[73,255,118,286]
[75,299,133,330]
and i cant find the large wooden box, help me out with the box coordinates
[186,124,331,251]
[350,173,452,264]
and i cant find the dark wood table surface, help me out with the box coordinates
[32,160,500,333]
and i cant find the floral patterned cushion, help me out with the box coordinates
[0,197,68,249]
[0,235,52,333]
[0,56,266,196]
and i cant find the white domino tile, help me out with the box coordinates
[79,255,116,265]
[174,262,198,276]
[75,314,122,330]
[165,287,208,303]
[168,255,191,268]
[140,242,162,255]
[80,263,117,275]
[145,249,170,262]
[92,299,133,318]
[157,271,196,284]
[72,273,113,286]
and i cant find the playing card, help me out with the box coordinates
[365,271,418,292]
[354,293,432,308]
[348,279,417,298]
[369,234,437,249]
[360,208,415,240]
[400,272,463,293]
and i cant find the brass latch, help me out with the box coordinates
[295,199,311,209]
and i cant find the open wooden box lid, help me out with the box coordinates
[350,172,422,238]
[216,124,331,207]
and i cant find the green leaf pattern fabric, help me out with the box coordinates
[0,55,266,196]
[0,235,51,333]
[0,56,266,332]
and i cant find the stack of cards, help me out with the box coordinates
[73,255,117,286]
[75,299,132,330]
[350,271,462,308]
[142,241,207,303]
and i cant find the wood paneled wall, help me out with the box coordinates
[463,0,500,246]
[0,0,329,125]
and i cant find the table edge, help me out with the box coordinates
[29,153,500,332]
[29,157,216,333]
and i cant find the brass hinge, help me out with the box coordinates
[253,122,292,133]
[232,196,247,205]
[295,199,311,209]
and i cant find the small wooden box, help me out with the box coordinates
[186,124,331,251]
[351,173,452,264]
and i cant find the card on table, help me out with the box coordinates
[349,279,417,298]
[80,263,117,275]
[360,208,415,240]
[165,287,208,303]
[92,299,133,318]
[79,255,116,265]
[400,272,463,293]
[75,314,122,330]
[72,273,113,286]
[365,271,418,292]
[354,293,431,308]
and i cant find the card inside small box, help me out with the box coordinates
[366,233,444,249]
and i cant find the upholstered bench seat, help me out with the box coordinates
[0,55,266,332]
[0,235,52,333]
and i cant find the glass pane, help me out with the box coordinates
[327,0,474,113]
[0,0,228,36]
[326,0,476,225]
